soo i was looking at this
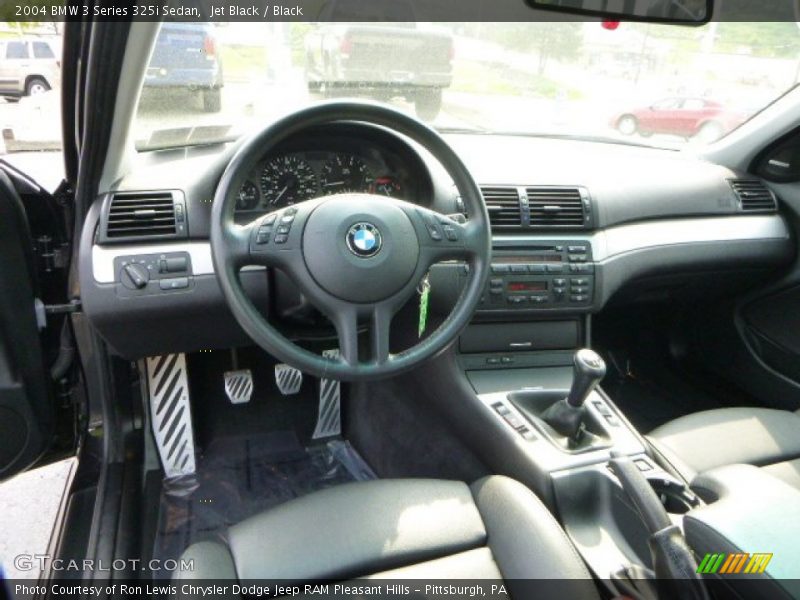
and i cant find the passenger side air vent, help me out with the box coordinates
[527,186,589,228]
[101,191,187,242]
[481,186,521,229]
[730,179,777,213]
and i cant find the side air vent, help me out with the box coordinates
[527,186,589,228]
[730,179,777,213]
[481,186,521,229]
[101,191,187,242]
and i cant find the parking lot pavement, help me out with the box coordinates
[0,459,75,580]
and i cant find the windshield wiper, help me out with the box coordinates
[436,125,491,135]
[136,124,237,151]
[493,131,673,150]
[436,126,673,150]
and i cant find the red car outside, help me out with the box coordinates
[611,97,748,142]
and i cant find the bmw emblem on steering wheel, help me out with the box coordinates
[346,222,382,258]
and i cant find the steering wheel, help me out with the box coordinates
[210,101,491,381]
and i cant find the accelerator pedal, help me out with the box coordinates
[224,369,254,404]
[146,353,196,478]
[313,349,342,439]
[275,363,303,395]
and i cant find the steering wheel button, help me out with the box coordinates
[274,233,289,244]
[442,225,458,241]
[263,214,278,225]
[256,232,270,244]
[426,224,443,241]
[276,224,291,235]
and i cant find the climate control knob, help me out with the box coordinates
[120,263,149,290]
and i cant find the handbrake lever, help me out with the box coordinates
[608,452,709,600]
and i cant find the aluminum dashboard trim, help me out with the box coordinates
[92,242,264,283]
[492,214,788,261]
[92,215,788,283]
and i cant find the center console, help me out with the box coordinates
[457,342,707,596]
[430,235,708,595]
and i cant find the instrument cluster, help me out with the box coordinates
[236,146,415,213]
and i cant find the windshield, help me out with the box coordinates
[133,21,800,151]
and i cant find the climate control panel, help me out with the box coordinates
[479,241,595,310]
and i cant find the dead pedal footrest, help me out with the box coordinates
[146,353,196,478]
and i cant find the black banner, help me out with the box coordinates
[0,0,798,22]
[5,579,599,600]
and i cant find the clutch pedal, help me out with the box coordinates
[313,349,342,439]
[224,369,254,404]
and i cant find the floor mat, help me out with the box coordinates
[152,431,375,576]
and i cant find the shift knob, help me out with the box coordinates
[566,349,606,408]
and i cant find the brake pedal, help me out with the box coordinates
[275,363,303,395]
[313,349,341,439]
[224,369,253,404]
[145,353,196,478]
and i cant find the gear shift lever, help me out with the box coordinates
[567,349,607,408]
[541,349,607,441]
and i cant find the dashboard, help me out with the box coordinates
[80,123,795,359]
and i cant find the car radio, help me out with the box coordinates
[479,241,595,310]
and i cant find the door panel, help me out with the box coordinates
[0,169,54,481]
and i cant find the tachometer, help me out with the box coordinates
[320,155,374,195]
[260,155,318,207]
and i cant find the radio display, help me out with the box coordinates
[507,281,548,292]
[500,254,562,263]
[528,254,562,263]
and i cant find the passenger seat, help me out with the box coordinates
[648,407,800,490]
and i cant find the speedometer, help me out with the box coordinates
[260,155,318,207]
[320,155,374,195]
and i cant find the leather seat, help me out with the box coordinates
[648,407,800,490]
[177,476,598,599]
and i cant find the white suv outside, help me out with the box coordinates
[0,37,60,101]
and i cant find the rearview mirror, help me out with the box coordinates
[524,0,712,24]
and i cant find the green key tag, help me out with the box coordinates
[418,274,431,338]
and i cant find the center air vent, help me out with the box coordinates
[730,179,777,213]
[527,187,588,228]
[481,186,521,229]
[102,191,187,242]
